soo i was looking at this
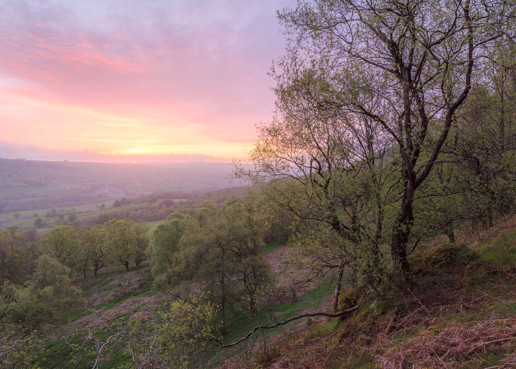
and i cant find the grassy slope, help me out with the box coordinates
[33,242,335,368]
[36,263,156,368]
[220,217,516,369]
[32,219,516,369]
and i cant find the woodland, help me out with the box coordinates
[1,0,515,368]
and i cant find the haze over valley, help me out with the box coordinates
[0,157,243,214]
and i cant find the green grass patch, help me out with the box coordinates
[340,352,376,369]
[97,285,152,310]
[37,338,76,368]
[224,282,333,343]
[312,317,339,337]
[504,302,516,314]
[456,352,508,369]
[411,242,478,275]
[207,282,334,368]
[480,230,516,268]
[37,328,131,369]
[448,311,484,324]
[264,240,285,253]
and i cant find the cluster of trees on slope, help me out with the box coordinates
[0,219,150,334]
[148,196,273,332]
[40,220,149,276]
[0,194,282,367]
[245,0,516,297]
[112,195,287,367]
[0,227,84,350]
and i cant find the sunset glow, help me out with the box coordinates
[0,0,295,162]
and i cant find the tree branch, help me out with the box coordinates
[218,305,358,348]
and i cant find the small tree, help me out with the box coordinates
[127,298,221,368]
[132,222,149,268]
[0,227,39,287]
[102,219,148,271]
[148,215,186,286]
[9,255,84,329]
[39,225,81,273]
[33,218,43,229]
[79,226,107,277]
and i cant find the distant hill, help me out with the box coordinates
[0,158,248,213]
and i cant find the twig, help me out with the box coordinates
[407,289,432,315]
[431,347,449,369]
[391,307,423,333]
[465,336,516,356]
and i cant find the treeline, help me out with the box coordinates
[81,203,181,226]
[25,188,248,229]
[0,190,113,214]
[76,187,248,227]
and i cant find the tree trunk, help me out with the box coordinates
[220,275,227,335]
[249,294,256,313]
[391,182,414,284]
[332,265,345,312]
[499,81,505,153]
[446,224,456,243]
[123,261,129,271]
[391,230,411,284]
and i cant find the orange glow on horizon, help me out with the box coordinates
[0,0,293,163]
[0,87,254,161]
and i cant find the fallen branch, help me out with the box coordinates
[218,305,359,348]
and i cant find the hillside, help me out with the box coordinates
[1,217,512,368]
[219,217,516,369]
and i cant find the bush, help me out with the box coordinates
[411,242,478,275]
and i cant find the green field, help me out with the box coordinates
[0,202,145,230]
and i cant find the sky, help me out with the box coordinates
[0,0,296,162]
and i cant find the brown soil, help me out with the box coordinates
[264,246,322,305]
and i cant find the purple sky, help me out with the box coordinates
[0,0,296,162]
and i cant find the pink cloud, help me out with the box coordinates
[0,0,296,160]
